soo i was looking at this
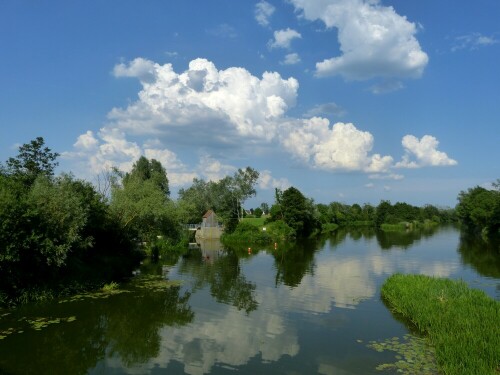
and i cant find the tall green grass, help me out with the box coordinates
[381,274,500,374]
[241,217,266,227]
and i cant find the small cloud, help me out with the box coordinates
[383,185,391,191]
[370,80,404,94]
[255,1,275,27]
[303,102,346,118]
[197,155,236,182]
[365,182,375,188]
[165,51,179,58]
[281,53,301,65]
[368,173,404,181]
[207,24,237,38]
[268,28,302,49]
[395,135,457,168]
[452,32,499,51]
[113,57,157,82]
[258,170,290,190]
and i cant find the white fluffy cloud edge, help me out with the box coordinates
[289,0,429,80]
[62,57,456,189]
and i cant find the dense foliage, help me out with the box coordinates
[267,187,321,238]
[0,139,144,305]
[456,181,500,238]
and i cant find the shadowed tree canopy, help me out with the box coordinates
[5,137,59,186]
[280,186,320,238]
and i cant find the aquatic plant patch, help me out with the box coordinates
[382,274,500,375]
[27,316,77,331]
[133,275,182,292]
[362,334,438,374]
[0,315,77,339]
[58,287,130,303]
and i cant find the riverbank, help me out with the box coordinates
[0,253,142,308]
[381,274,500,374]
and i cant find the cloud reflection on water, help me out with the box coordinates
[104,229,461,374]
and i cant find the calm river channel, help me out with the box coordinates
[0,226,499,374]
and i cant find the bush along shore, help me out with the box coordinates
[381,274,500,375]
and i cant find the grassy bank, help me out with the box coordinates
[241,217,266,227]
[222,220,295,244]
[381,274,500,374]
[381,220,439,232]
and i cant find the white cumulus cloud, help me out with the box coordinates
[290,0,428,80]
[282,119,393,172]
[268,28,302,49]
[108,57,299,144]
[395,135,457,168]
[65,57,457,190]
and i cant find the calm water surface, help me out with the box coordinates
[0,226,499,374]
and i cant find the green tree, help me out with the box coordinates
[0,173,123,294]
[375,200,392,228]
[111,176,179,243]
[254,207,263,218]
[123,156,170,196]
[456,185,500,236]
[5,137,59,186]
[280,186,319,238]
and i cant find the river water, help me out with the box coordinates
[0,226,499,374]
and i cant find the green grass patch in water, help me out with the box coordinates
[381,274,500,375]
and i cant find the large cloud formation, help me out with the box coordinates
[290,0,429,80]
[65,58,455,187]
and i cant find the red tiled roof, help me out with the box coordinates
[203,209,215,218]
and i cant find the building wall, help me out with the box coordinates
[196,227,222,239]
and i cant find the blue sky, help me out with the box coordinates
[1,0,499,208]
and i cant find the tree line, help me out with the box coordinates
[1,137,497,305]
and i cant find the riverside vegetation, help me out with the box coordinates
[382,274,500,375]
[1,137,498,307]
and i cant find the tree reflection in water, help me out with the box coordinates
[105,284,194,366]
[178,240,258,314]
[0,281,194,374]
[376,226,439,250]
[273,240,318,288]
[458,232,500,278]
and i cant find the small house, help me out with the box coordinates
[202,210,218,228]
[196,210,222,239]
